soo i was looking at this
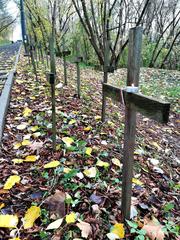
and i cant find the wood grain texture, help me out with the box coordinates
[103,83,170,124]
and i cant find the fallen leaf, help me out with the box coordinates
[13,142,22,150]
[69,119,76,125]
[85,147,92,156]
[23,107,32,117]
[62,137,74,147]
[23,206,41,229]
[33,132,41,138]
[76,220,92,238]
[132,178,144,186]
[46,218,63,230]
[17,123,28,130]
[56,83,63,89]
[64,167,72,173]
[21,140,31,146]
[83,167,97,178]
[107,233,120,240]
[112,158,121,168]
[111,223,125,238]
[96,159,109,168]
[95,116,101,121]
[142,217,165,240]
[84,126,92,132]
[9,238,21,240]
[65,212,76,224]
[151,142,162,151]
[30,126,39,132]
[45,190,66,218]
[3,175,21,190]
[44,161,60,169]
[0,215,18,228]
[12,159,24,164]
[90,193,104,204]
[0,203,5,209]
[24,155,38,162]
[29,141,43,152]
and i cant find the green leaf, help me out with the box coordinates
[163,203,174,212]
[126,220,138,229]
[137,229,146,235]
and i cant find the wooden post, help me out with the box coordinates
[29,44,38,81]
[75,42,81,98]
[101,39,110,122]
[49,34,56,150]
[63,38,68,85]
[121,26,143,220]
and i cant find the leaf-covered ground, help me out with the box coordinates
[0,53,179,240]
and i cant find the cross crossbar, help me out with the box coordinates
[103,83,170,124]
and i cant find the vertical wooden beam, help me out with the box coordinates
[63,38,68,85]
[29,43,38,81]
[49,30,56,150]
[121,26,143,221]
[76,61,81,98]
[75,42,81,98]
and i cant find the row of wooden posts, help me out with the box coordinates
[25,27,170,221]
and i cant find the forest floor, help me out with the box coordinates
[0,53,179,240]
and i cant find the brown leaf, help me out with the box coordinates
[76,220,92,239]
[45,190,66,219]
[142,218,165,240]
[29,141,43,153]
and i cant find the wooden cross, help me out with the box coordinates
[103,26,170,221]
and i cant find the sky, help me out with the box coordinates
[7,1,22,41]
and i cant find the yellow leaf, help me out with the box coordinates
[94,116,101,121]
[111,223,125,238]
[30,96,36,100]
[13,142,22,150]
[21,140,31,146]
[24,155,38,162]
[0,203,5,209]
[0,215,18,228]
[23,206,41,229]
[69,119,76,125]
[83,167,97,178]
[112,158,121,168]
[17,123,28,130]
[151,142,161,151]
[30,126,39,132]
[85,147,92,156]
[44,161,60,169]
[23,107,32,117]
[132,178,144,186]
[12,159,24,164]
[33,132,41,138]
[84,126,92,132]
[9,238,21,240]
[63,167,72,174]
[65,212,76,224]
[3,175,21,190]
[62,137,74,147]
[96,159,109,168]
[107,121,115,127]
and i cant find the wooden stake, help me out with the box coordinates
[29,44,38,81]
[121,26,143,220]
[75,42,81,98]
[63,38,68,85]
[49,34,56,150]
